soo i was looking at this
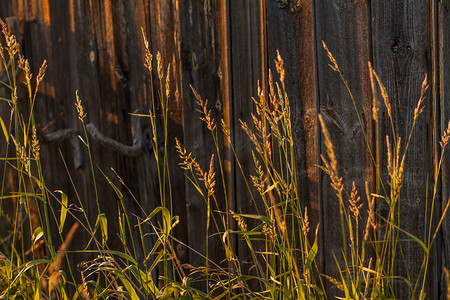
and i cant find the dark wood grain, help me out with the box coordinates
[228,0,266,279]
[372,1,432,298]
[315,0,372,295]
[267,0,319,252]
[438,0,450,298]
[178,0,228,269]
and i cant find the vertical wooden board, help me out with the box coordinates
[179,0,228,268]
[0,1,10,220]
[314,0,372,295]
[228,0,266,276]
[140,0,191,268]
[371,1,432,298]
[219,0,234,249]
[439,0,450,296]
[0,2,13,16]
[22,0,70,252]
[71,0,117,236]
[0,4,20,258]
[117,0,164,264]
[266,0,319,247]
[37,0,113,273]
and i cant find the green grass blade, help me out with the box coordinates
[55,190,68,233]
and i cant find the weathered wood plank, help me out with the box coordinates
[315,0,372,295]
[178,0,229,269]
[266,0,319,254]
[228,0,266,278]
[372,1,432,298]
[438,0,450,297]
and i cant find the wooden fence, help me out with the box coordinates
[0,0,448,298]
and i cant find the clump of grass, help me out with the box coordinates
[321,41,450,299]
[173,50,323,299]
[0,21,175,299]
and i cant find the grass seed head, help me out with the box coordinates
[251,151,265,196]
[166,64,171,99]
[0,42,4,62]
[75,91,86,121]
[231,211,247,231]
[414,74,428,122]
[441,121,450,149]
[372,69,392,120]
[176,138,197,171]
[318,114,341,195]
[141,28,152,72]
[205,154,216,197]
[1,20,19,59]
[349,182,362,220]
[368,62,379,122]
[364,181,377,241]
[192,85,216,132]
[36,60,47,87]
[302,206,310,236]
[32,125,40,160]
[18,54,32,84]
[322,41,339,72]
[221,119,231,143]
[275,50,285,85]
[241,120,262,155]
[157,51,163,80]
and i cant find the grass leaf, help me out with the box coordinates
[117,274,140,300]
[0,116,8,143]
[55,190,68,233]
[32,227,43,245]
[305,224,319,271]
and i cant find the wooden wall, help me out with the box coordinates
[0,0,448,298]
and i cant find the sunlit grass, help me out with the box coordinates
[0,20,448,300]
